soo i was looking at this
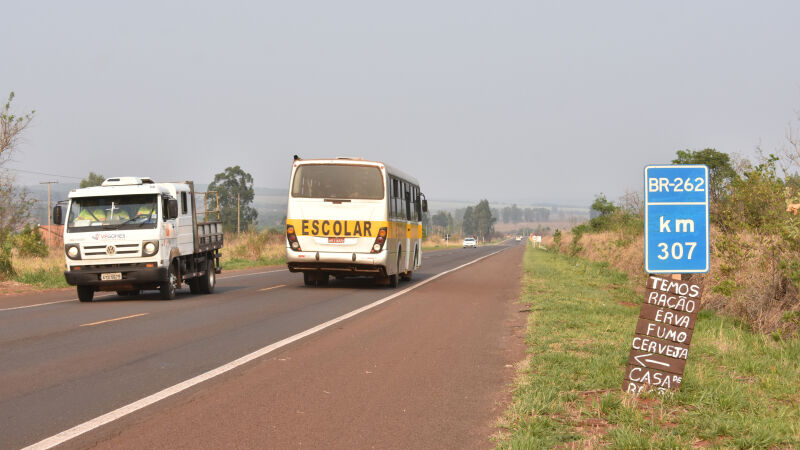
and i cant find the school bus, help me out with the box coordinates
[286,157,427,287]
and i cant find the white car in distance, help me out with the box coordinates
[463,237,477,248]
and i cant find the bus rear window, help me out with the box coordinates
[291,165,384,200]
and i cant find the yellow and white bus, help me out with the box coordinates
[285,157,427,287]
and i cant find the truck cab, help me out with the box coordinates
[54,177,223,301]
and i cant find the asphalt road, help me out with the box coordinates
[0,241,526,449]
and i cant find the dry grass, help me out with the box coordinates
[546,227,800,336]
[421,235,465,250]
[222,230,286,268]
[12,251,65,273]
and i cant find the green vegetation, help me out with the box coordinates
[14,224,48,257]
[223,256,285,270]
[220,230,285,270]
[14,266,69,289]
[208,165,259,232]
[560,147,800,336]
[79,172,105,188]
[0,91,36,281]
[498,247,799,448]
[0,231,14,278]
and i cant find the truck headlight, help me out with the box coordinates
[66,245,81,260]
[142,241,159,257]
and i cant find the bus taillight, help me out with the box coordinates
[371,227,388,253]
[287,225,301,251]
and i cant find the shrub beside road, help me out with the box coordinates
[498,246,799,448]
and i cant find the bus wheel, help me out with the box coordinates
[388,273,399,288]
[77,286,94,302]
[304,272,328,287]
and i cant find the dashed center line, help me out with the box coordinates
[80,313,149,327]
[258,284,287,292]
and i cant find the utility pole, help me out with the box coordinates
[39,181,58,247]
[237,193,240,234]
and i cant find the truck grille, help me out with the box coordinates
[83,243,140,257]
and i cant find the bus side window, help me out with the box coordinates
[392,178,400,219]
[404,183,411,220]
[413,186,419,221]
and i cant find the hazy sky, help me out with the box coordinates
[2,1,799,206]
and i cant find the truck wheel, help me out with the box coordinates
[199,259,216,294]
[188,279,201,295]
[160,265,177,300]
[303,272,314,286]
[77,286,94,302]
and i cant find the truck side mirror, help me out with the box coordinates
[422,199,428,213]
[53,205,64,225]
[168,199,179,219]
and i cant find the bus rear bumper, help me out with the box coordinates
[286,250,387,275]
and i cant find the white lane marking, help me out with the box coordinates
[0,270,287,313]
[0,294,114,312]
[258,284,286,292]
[80,313,149,327]
[24,248,507,450]
[217,269,288,280]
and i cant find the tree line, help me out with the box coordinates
[430,199,497,240]
[500,204,550,223]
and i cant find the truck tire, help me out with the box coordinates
[77,286,94,302]
[188,279,201,295]
[199,259,216,294]
[160,264,177,300]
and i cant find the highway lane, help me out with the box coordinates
[0,242,517,449]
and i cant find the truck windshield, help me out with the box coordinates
[67,195,158,231]
[291,165,384,200]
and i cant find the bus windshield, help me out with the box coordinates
[291,165,384,200]
[68,195,159,231]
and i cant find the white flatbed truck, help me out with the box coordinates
[53,177,223,301]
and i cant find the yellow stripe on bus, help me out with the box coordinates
[287,219,389,237]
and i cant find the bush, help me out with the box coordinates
[15,224,48,257]
[0,232,14,279]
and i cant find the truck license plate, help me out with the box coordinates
[328,237,345,243]
[100,272,122,281]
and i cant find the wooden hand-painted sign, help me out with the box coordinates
[623,275,702,394]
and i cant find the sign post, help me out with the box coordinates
[624,165,709,395]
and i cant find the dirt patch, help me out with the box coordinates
[0,281,49,296]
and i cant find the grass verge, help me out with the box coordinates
[498,247,800,448]
[9,253,69,289]
[223,256,285,270]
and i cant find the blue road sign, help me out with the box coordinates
[644,165,709,273]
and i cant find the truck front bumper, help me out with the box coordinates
[64,264,168,289]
